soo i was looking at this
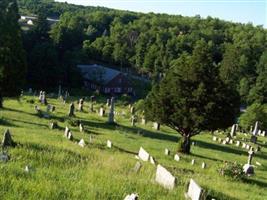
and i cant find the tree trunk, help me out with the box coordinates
[0,93,3,108]
[179,135,191,154]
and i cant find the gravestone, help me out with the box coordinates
[108,97,115,124]
[46,104,51,112]
[201,162,206,169]
[243,149,255,176]
[246,144,250,150]
[155,164,176,190]
[107,140,112,148]
[106,98,110,107]
[262,131,266,137]
[212,136,217,141]
[153,122,160,131]
[2,129,16,147]
[138,147,150,161]
[99,106,105,117]
[131,115,137,126]
[130,106,135,115]
[38,91,43,102]
[49,122,57,129]
[79,123,84,133]
[230,124,237,138]
[51,105,55,112]
[191,159,195,165]
[133,161,142,173]
[252,121,259,135]
[124,193,139,200]
[174,154,180,161]
[78,139,86,147]
[236,141,241,147]
[150,156,156,165]
[165,148,170,155]
[67,131,73,140]
[229,139,233,144]
[68,103,75,117]
[222,140,227,145]
[89,103,94,112]
[64,127,69,137]
[78,98,84,112]
[242,143,246,148]
[41,91,47,105]
[250,135,257,143]
[185,179,204,200]
[0,152,9,162]
[225,137,230,143]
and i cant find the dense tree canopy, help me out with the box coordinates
[144,40,240,153]
[17,0,267,103]
[0,0,26,104]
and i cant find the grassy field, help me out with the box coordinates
[0,95,266,200]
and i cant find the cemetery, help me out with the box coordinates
[0,94,266,199]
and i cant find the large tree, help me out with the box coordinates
[0,0,26,107]
[145,40,240,154]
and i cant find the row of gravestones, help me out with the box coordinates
[134,147,206,200]
[212,135,260,175]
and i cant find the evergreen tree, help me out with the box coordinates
[145,40,240,154]
[0,0,26,107]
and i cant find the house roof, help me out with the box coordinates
[77,64,121,85]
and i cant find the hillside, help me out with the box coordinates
[0,95,266,199]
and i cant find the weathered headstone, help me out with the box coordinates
[191,159,195,165]
[0,152,9,162]
[107,140,112,148]
[164,148,170,155]
[106,98,110,107]
[212,136,217,141]
[243,149,255,176]
[131,115,137,126]
[150,156,156,165]
[185,179,204,200]
[79,123,84,133]
[230,124,237,138]
[78,98,84,112]
[64,126,69,137]
[124,193,139,200]
[153,122,160,131]
[67,131,73,140]
[68,103,75,117]
[174,154,180,161]
[138,147,150,161]
[78,139,86,147]
[49,122,57,129]
[201,162,206,169]
[133,161,142,173]
[99,106,105,117]
[252,121,259,136]
[141,117,146,125]
[155,164,176,190]
[236,141,241,147]
[108,97,115,124]
[250,135,257,143]
[130,106,135,115]
[2,129,16,147]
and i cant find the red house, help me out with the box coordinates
[77,64,133,94]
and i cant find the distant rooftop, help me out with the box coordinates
[77,64,121,84]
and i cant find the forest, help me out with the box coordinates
[2,0,267,107]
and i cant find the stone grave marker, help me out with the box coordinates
[124,193,139,200]
[252,121,259,135]
[185,179,204,200]
[107,140,112,148]
[230,124,237,138]
[138,147,150,161]
[212,136,217,141]
[191,159,195,165]
[141,117,146,125]
[243,149,255,176]
[79,123,84,133]
[108,97,115,124]
[130,106,135,115]
[78,98,84,112]
[242,143,246,148]
[201,162,206,169]
[165,148,170,155]
[78,139,86,147]
[155,164,176,190]
[133,161,142,173]
[68,103,75,117]
[150,156,156,165]
[174,154,180,161]
[0,152,9,162]
[64,127,69,137]
[2,129,16,147]
[99,106,105,117]
[250,135,257,143]
[153,122,160,131]
[236,141,241,147]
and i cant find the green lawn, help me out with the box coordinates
[0,95,266,200]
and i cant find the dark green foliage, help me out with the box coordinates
[145,40,240,153]
[0,0,27,100]
[239,103,267,130]
[218,161,245,180]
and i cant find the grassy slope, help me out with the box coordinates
[0,95,266,200]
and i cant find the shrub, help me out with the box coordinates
[218,161,245,180]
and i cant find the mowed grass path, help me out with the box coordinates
[0,95,266,200]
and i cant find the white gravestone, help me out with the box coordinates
[78,139,86,147]
[138,147,150,161]
[165,148,170,155]
[124,193,139,200]
[155,164,176,190]
[185,179,203,200]
[174,154,180,161]
[107,140,112,148]
[150,156,156,165]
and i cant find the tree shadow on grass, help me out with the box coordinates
[196,140,246,156]
[0,118,18,128]
[190,153,225,163]
[113,144,137,155]
[3,107,36,117]
[243,178,267,188]
[8,118,48,128]
[117,124,179,142]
